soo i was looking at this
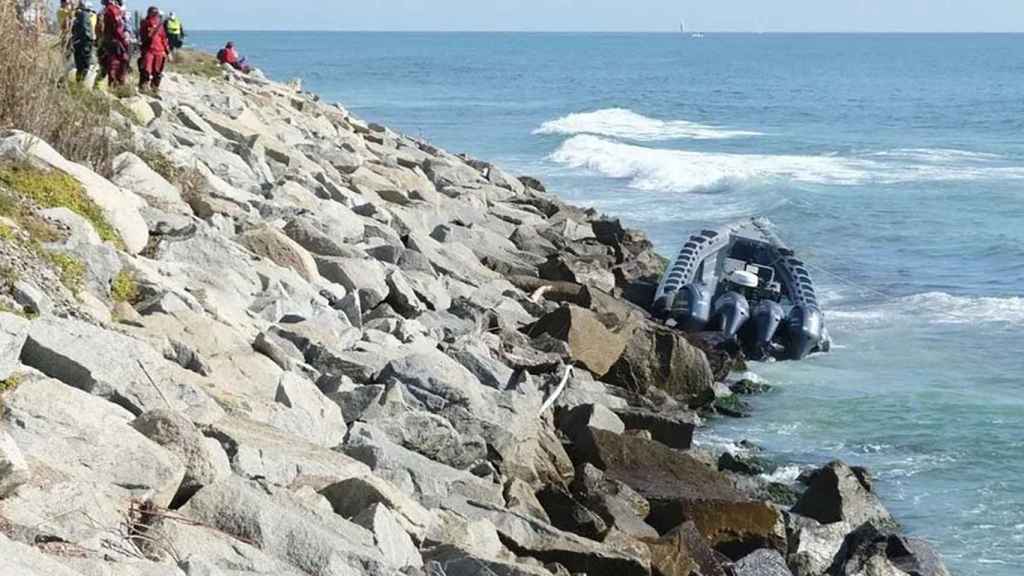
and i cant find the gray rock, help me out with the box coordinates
[0,312,29,380]
[151,514,304,575]
[792,461,895,529]
[734,549,792,576]
[423,545,555,576]
[3,377,185,507]
[273,372,347,448]
[12,281,52,316]
[111,152,187,210]
[319,474,433,543]
[786,514,851,576]
[504,478,551,523]
[447,500,648,576]
[131,410,228,504]
[20,316,224,423]
[182,478,385,576]
[315,255,390,311]
[373,408,487,470]
[352,503,423,569]
[203,415,369,489]
[386,269,426,318]
[0,431,30,499]
[557,403,626,440]
[342,422,503,508]
[0,533,85,576]
[613,407,697,451]
[283,212,365,257]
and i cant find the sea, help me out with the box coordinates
[191,32,1024,574]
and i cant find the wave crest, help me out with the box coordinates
[535,108,763,141]
[549,135,1024,194]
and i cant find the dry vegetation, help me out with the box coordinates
[172,48,224,79]
[0,2,125,174]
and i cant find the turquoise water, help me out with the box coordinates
[192,32,1024,573]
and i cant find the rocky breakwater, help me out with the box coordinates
[0,63,949,576]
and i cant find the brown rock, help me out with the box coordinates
[573,428,783,558]
[528,305,628,377]
[239,225,319,282]
[643,521,726,576]
[603,321,715,406]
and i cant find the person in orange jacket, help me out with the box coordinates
[136,6,168,93]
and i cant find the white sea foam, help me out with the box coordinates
[828,292,1024,328]
[548,135,1024,194]
[535,108,763,141]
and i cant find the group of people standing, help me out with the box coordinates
[58,0,185,93]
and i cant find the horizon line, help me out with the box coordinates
[188,29,1024,35]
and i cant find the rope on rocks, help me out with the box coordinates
[538,364,574,417]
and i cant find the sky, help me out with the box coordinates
[160,0,1024,33]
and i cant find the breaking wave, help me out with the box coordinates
[829,292,1024,327]
[534,108,763,141]
[549,135,1024,194]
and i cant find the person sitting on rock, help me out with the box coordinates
[137,6,168,93]
[216,41,252,73]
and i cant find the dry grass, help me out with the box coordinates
[0,2,126,175]
[172,48,224,79]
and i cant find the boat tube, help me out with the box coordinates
[652,218,830,361]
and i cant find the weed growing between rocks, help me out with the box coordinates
[0,162,121,245]
[0,373,22,417]
[45,251,85,294]
[111,269,140,304]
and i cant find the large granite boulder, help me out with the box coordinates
[529,305,627,377]
[573,427,784,557]
[239,224,320,282]
[131,409,228,505]
[181,478,386,576]
[792,461,895,529]
[603,320,715,406]
[2,377,185,507]
[643,521,726,576]
[20,316,223,423]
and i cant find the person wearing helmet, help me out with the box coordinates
[99,0,130,87]
[164,11,184,55]
[70,1,97,82]
[137,6,168,93]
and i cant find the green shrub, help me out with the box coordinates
[46,251,85,294]
[0,163,121,245]
[111,269,139,304]
[136,150,180,183]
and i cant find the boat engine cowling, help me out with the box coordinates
[670,283,712,331]
[786,305,825,360]
[714,291,750,339]
[750,300,785,359]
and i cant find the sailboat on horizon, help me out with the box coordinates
[679,19,704,38]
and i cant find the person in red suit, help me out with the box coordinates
[99,0,129,87]
[137,6,168,93]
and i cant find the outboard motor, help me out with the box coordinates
[670,283,712,331]
[785,305,825,360]
[714,291,750,339]
[749,300,785,359]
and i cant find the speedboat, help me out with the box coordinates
[652,218,830,361]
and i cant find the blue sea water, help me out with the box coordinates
[192,32,1024,574]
